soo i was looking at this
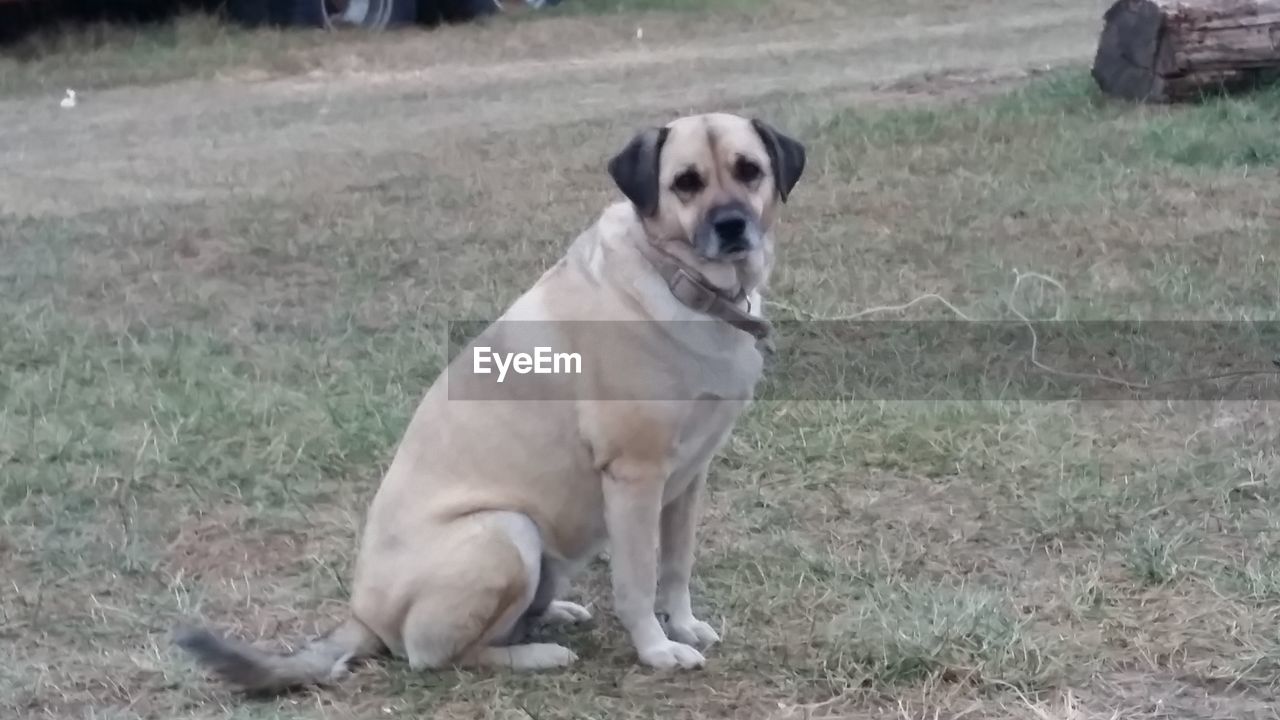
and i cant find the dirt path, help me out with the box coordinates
[0,1,1101,217]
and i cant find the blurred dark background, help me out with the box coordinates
[0,0,511,47]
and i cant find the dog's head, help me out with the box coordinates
[608,113,805,263]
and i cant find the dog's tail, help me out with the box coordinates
[175,617,384,694]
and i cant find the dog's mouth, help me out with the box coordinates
[693,202,763,262]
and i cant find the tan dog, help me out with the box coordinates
[176,112,805,691]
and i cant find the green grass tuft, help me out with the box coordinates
[825,580,1056,689]
[1124,527,1193,586]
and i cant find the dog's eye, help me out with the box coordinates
[734,158,763,184]
[671,170,705,195]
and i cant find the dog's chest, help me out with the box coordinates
[662,398,748,503]
[662,333,758,501]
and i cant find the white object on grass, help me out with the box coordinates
[637,27,644,40]
[60,89,77,109]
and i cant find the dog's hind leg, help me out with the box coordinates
[523,555,592,629]
[399,511,577,672]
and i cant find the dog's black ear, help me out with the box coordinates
[751,118,806,203]
[608,126,670,217]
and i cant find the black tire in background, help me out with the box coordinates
[225,0,416,29]
[419,0,499,24]
[224,0,276,26]
[289,0,416,28]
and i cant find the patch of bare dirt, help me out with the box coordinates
[1081,671,1279,720]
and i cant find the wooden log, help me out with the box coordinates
[1092,0,1280,102]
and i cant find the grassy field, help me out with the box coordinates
[3,2,1280,718]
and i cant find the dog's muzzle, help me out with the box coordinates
[694,202,762,260]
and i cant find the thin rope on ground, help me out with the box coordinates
[766,270,1280,392]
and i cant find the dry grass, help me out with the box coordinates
[4,1,1280,718]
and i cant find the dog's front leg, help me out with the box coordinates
[658,471,720,649]
[603,466,706,670]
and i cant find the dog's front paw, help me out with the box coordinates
[662,615,720,649]
[637,640,706,670]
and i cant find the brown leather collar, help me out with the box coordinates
[637,240,773,341]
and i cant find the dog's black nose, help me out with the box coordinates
[714,217,747,242]
[696,202,759,259]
